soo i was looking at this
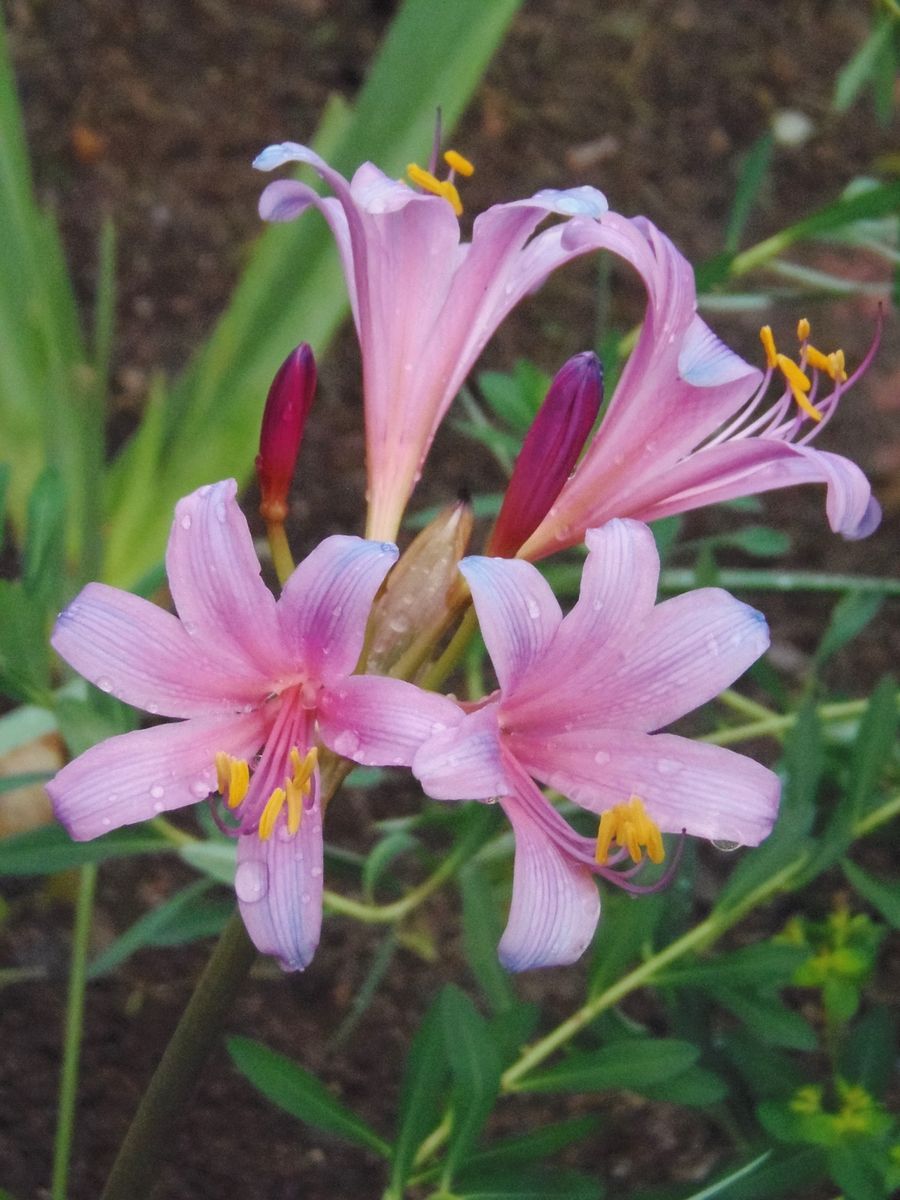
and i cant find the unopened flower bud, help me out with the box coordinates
[488,352,602,557]
[364,497,474,674]
[256,343,317,523]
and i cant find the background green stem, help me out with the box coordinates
[100,910,256,1200]
[51,862,97,1200]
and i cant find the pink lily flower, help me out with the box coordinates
[47,480,458,970]
[517,217,880,561]
[253,141,610,542]
[413,519,780,971]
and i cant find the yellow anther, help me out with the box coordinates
[289,746,318,793]
[796,317,811,342]
[443,149,475,177]
[759,325,778,370]
[407,162,464,215]
[830,349,847,382]
[776,353,823,422]
[595,795,665,866]
[407,163,445,195]
[215,752,250,809]
[258,787,286,841]
[805,345,833,375]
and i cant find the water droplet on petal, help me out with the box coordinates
[149,784,165,800]
[301,891,311,904]
[593,750,610,766]
[96,676,113,694]
[525,595,541,620]
[711,838,742,853]
[332,730,360,758]
[705,634,721,657]
[180,514,192,530]
[189,780,209,799]
[235,860,268,903]
[101,816,112,827]
[310,866,323,878]
[147,702,160,715]
[215,503,227,523]
[656,758,682,776]
[430,722,446,735]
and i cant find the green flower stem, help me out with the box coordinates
[52,863,97,1200]
[100,910,256,1200]
[265,519,296,587]
[702,695,898,748]
[323,814,488,925]
[717,688,778,722]
[421,605,479,692]
[500,791,900,1093]
[658,567,900,597]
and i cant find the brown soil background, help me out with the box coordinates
[1,2,897,1198]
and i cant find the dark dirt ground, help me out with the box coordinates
[1,2,898,1198]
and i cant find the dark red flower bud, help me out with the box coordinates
[487,351,602,557]
[256,344,317,522]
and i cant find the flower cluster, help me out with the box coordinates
[48,140,880,972]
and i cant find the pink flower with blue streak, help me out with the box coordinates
[413,519,781,971]
[253,140,610,542]
[48,480,458,970]
[517,218,880,561]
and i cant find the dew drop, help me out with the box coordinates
[705,634,721,657]
[180,514,192,531]
[101,817,112,827]
[593,750,610,766]
[310,866,323,878]
[147,702,160,715]
[215,502,227,524]
[388,615,411,635]
[183,621,198,636]
[234,860,268,903]
[198,484,212,497]
[332,730,360,758]
[189,780,209,799]
[301,891,311,904]
[430,722,447,735]
[152,801,164,813]
[107,793,119,805]
[96,676,114,694]
[525,595,541,620]
[485,796,498,805]
[149,784,165,800]
[656,757,683,776]
[711,838,742,853]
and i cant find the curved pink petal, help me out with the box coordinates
[47,710,270,841]
[615,438,880,539]
[510,521,661,719]
[277,536,397,685]
[165,480,285,678]
[52,583,269,718]
[459,557,562,694]
[235,795,323,971]
[517,728,780,847]
[516,588,768,736]
[412,704,509,801]
[498,779,600,971]
[318,675,462,767]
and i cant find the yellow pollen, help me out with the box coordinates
[776,352,823,422]
[796,317,811,341]
[258,747,318,841]
[759,325,778,370]
[215,752,250,809]
[443,149,475,177]
[595,795,665,866]
[407,162,465,216]
[258,787,286,841]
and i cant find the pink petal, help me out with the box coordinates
[277,536,397,685]
[165,480,285,678]
[510,520,660,720]
[235,796,323,971]
[498,781,600,971]
[318,675,462,767]
[517,728,780,847]
[619,439,879,540]
[459,557,562,694]
[48,710,269,841]
[412,704,510,801]
[52,583,268,718]
[550,588,769,733]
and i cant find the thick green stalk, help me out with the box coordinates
[100,911,256,1200]
[51,863,97,1200]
